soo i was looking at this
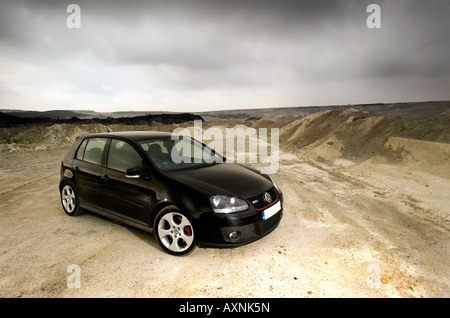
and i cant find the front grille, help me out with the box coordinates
[248,187,279,210]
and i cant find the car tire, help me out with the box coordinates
[153,205,197,256]
[60,182,83,216]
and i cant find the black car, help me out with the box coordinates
[59,131,283,255]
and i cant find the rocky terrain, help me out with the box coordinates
[0,101,449,298]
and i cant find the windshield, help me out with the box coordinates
[138,136,224,171]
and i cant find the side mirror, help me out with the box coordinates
[125,166,143,179]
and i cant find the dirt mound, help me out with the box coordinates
[383,137,450,178]
[0,124,107,152]
[2,109,449,178]
[0,121,211,152]
[280,108,450,176]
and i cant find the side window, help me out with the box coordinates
[76,138,88,160]
[83,138,107,165]
[107,139,143,173]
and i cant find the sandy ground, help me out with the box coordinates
[0,112,449,298]
[0,149,448,298]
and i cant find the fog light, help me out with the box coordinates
[229,231,241,240]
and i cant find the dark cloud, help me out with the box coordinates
[0,0,449,111]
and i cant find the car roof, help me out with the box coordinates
[79,131,176,141]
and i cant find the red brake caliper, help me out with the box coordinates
[184,226,192,236]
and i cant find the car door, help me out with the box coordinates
[73,137,108,211]
[101,138,150,225]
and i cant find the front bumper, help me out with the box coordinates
[196,200,283,248]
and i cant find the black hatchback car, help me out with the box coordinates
[59,131,283,255]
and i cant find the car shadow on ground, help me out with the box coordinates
[82,210,161,251]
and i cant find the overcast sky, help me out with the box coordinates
[1,0,449,112]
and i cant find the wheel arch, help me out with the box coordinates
[150,201,179,229]
[59,177,75,192]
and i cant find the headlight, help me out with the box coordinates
[210,195,248,213]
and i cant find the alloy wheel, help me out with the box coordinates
[157,212,194,253]
[62,185,76,213]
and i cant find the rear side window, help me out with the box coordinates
[76,138,107,165]
[76,139,88,160]
[107,139,143,173]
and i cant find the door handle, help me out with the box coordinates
[101,175,109,183]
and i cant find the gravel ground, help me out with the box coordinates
[0,146,448,298]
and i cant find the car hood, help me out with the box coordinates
[165,163,272,199]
